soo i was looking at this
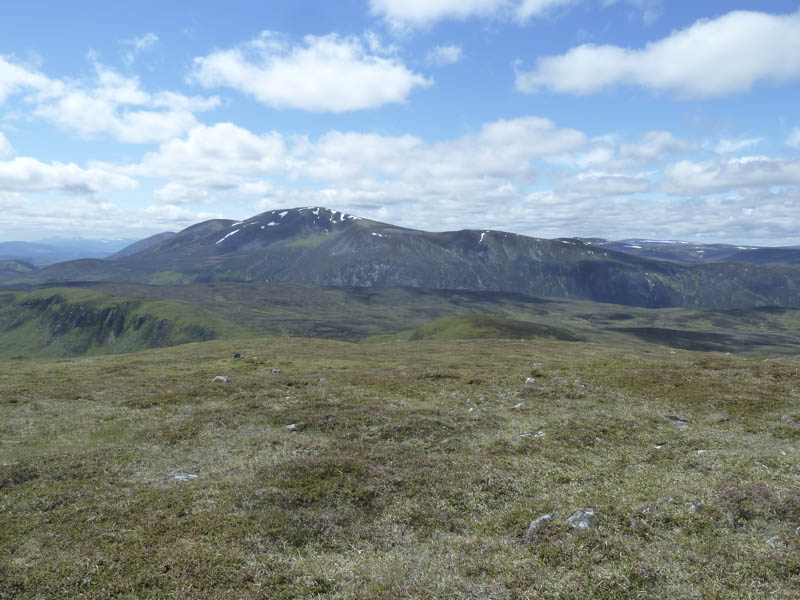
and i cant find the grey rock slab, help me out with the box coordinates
[272,368,283,374]
[212,375,231,383]
[567,508,597,530]
[170,472,199,482]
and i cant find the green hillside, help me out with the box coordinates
[364,315,585,343]
[0,287,248,360]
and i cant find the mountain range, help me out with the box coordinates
[5,206,800,310]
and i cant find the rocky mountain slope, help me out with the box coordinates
[10,207,800,309]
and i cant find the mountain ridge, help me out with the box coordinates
[8,206,800,310]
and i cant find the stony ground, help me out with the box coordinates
[1,337,799,598]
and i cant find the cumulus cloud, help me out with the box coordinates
[0,56,219,143]
[425,45,463,66]
[190,31,431,112]
[0,55,63,104]
[35,64,220,143]
[121,32,159,66]
[516,9,800,97]
[144,204,226,226]
[130,122,288,180]
[551,130,696,169]
[663,156,800,195]
[0,157,138,196]
[370,0,509,27]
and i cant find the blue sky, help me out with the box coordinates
[1,1,799,244]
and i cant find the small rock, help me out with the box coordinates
[479,396,487,402]
[781,414,794,425]
[285,423,299,431]
[567,508,596,530]
[468,407,475,413]
[512,402,525,409]
[517,430,545,439]
[766,535,781,548]
[524,514,554,541]
[525,377,536,384]
[654,442,666,450]
[233,352,243,359]
[528,362,543,367]
[212,375,231,383]
[170,472,198,482]
[552,377,567,384]
[796,526,800,535]
[696,449,708,455]
[272,368,282,374]
[780,450,787,456]
[689,503,703,513]
[316,377,328,383]
[663,415,690,430]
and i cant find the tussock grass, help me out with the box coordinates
[1,338,799,598]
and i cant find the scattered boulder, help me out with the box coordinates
[272,368,283,374]
[524,514,554,542]
[512,402,525,409]
[233,352,243,359]
[285,423,299,431]
[781,414,795,425]
[170,472,198,482]
[212,375,231,383]
[316,377,328,383]
[552,377,567,384]
[567,508,597,530]
[525,377,536,384]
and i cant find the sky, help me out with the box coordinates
[1,1,799,245]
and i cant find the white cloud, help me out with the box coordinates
[121,32,159,66]
[0,157,138,196]
[130,122,288,180]
[425,45,463,66]
[190,32,431,112]
[516,9,800,97]
[0,131,12,158]
[715,137,762,154]
[152,182,213,205]
[371,0,657,27]
[370,0,509,27]
[663,155,800,195]
[551,130,696,169]
[0,55,63,104]
[35,64,220,143]
[787,128,800,148]
[144,204,225,226]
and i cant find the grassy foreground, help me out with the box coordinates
[1,337,799,598]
